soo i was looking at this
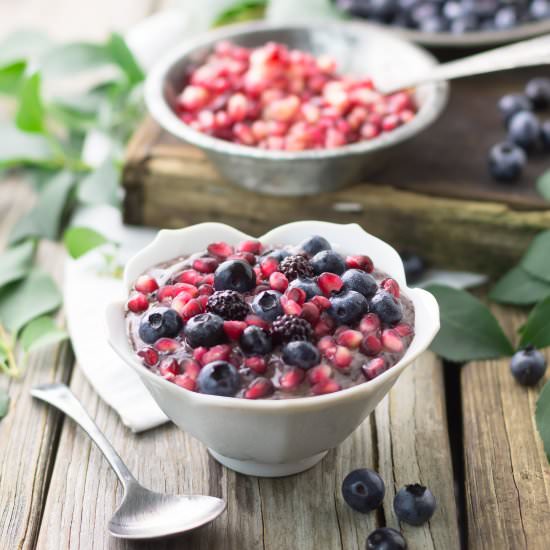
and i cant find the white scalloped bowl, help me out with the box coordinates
[106,222,439,477]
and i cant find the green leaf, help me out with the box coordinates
[0,30,51,65]
[0,268,62,335]
[0,61,26,95]
[519,295,550,349]
[105,33,144,85]
[63,226,109,259]
[0,388,9,420]
[489,266,550,306]
[41,43,111,77]
[537,171,550,201]
[426,284,514,362]
[0,123,56,168]
[20,316,68,354]
[77,158,120,207]
[213,0,267,26]
[0,240,36,290]
[536,379,550,462]
[9,171,77,244]
[16,72,45,133]
[522,230,550,284]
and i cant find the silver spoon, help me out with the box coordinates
[377,34,550,94]
[31,383,225,539]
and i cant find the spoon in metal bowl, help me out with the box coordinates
[377,34,550,95]
[31,383,225,539]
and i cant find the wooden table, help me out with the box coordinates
[1,3,550,549]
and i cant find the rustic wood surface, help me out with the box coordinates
[2,2,550,550]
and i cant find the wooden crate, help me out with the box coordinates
[123,69,550,278]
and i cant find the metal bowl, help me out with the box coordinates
[145,21,448,196]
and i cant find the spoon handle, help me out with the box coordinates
[378,34,550,94]
[31,383,137,489]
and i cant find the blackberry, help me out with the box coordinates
[279,254,314,281]
[271,315,313,343]
[207,290,249,320]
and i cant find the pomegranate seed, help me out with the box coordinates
[281,296,302,316]
[311,379,341,395]
[361,334,383,356]
[178,85,209,111]
[360,313,381,335]
[279,367,305,391]
[198,284,214,296]
[381,278,400,298]
[245,377,274,399]
[314,315,335,338]
[135,275,158,294]
[181,359,201,380]
[177,270,203,285]
[269,271,289,292]
[332,346,353,370]
[154,338,180,353]
[301,302,320,325]
[229,251,256,265]
[203,273,215,285]
[317,272,344,296]
[193,347,207,362]
[227,93,249,122]
[198,295,210,309]
[127,293,148,313]
[174,282,199,297]
[138,347,159,367]
[264,95,300,122]
[171,292,194,314]
[362,358,386,380]
[345,255,374,272]
[308,363,332,384]
[285,286,307,305]
[193,257,219,274]
[260,257,279,277]
[382,114,401,132]
[207,241,233,259]
[361,122,381,140]
[310,295,331,310]
[245,314,269,330]
[245,356,267,374]
[181,298,203,319]
[336,330,363,349]
[382,329,404,353]
[237,239,262,254]
[159,358,179,378]
[224,320,247,340]
[174,374,196,391]
[395,323,413,337]
[200,344,232,365]
[317,336,336,353]
[157,286,177,302]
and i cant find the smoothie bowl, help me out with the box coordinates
[106,222,439,476]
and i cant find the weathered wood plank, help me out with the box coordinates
[0,180,73,550]
[462,307,550,550]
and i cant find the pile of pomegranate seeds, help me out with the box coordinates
[175,41,417,151]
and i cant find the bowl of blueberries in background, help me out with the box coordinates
[333,0,550,48]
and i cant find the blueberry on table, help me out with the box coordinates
[488,142,526,183]
[369,291,403,325]
[240,325,273,356]
[329,290,369,325]
[393,484,436,526]
[197,360,241,396]
[498,94,532,124]
[342,468,385,513]
[214,259,256,293]
[251,290,283,322]
[510,345,547,386]
[311,250,346,275]
[299,235,331,257]
[282,340,320,369]
[138,308,183,344]
[184,313,226,348]
[508,111,541,151]
[400,252,426,284]
[366,527,407,550]
[525,77,550,110]
[342,269,378,298]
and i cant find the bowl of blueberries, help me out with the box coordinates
[106,221,440,477]
[333,0,550,48]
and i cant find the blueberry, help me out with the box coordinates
[508,111,541,151]
[510,345,547,386]
[531,0,550,20]
[311,250,346,275]
[400,252,426,283]
[393,484,436,526]
[264,248,291,262]
[197,360,240,397]
[289,277,322,300]
[138,307,183,344]
[498,94,532,124]
[488,142,526,183]
[369,291,403,325]
[342,269,378,298]
[494,6,518,29]
[419,15,448,33]
[282,340,320,369]
[525,77,550,110]
[341,468,385,513]
[541,120,550,151]
[299,235,331,256]
[214,259,256,293]
[240,325,272,356]
[450,13,478,33]
[183,313,225,348]
[366,527,407,550]
[328,290,369,325]
[251,290,283,322]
